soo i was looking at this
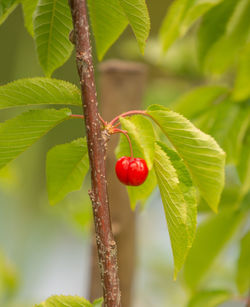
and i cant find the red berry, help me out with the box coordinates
[115,156,148,186]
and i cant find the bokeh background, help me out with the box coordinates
[0,1,248,306]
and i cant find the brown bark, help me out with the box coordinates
[68,2,121,306]
[247,291,250,307]
[89,60,147,307]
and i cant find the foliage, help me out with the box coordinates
[0,82,225,278]
[0,78,81,109]
[0,0,18,25]
[154,142,197,278]
[46,138,89,205]
[187,289,232,307]
[147,104,225,212]
[0,0,249,306]
[34,295,103,307]
[20,0,38,36]
[158,0,250,304]
[87,0,128,60]
[88,0,150,60]
[184,209,244,290]
[0,108,71,169]
[160,0,250,76]
[33,0,73,77]
[160,0,250,306]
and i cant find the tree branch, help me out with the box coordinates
[68,1,121,306]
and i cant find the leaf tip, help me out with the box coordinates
[139,43,146,56]
[97,50,105,62]
[212,206,218,214]
[173,269,178,281]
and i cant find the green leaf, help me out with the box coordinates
[34,0,73,77]
[89,0,150,58]
[236,231,250,294]
[159,0,191,52]
[0,78,81,109]
[21,0,38,36]
[173,85,228,119]
[34,295,93,307]
[157,141,197,248]
[197,0,238,65]
[154,142,197,277]
[0,108,71,170]
[187,289,232,307]
[204,0,250,75]
[214,101,250,164]
[147,104,225,212]
[118,0,150,54]
[233,43,250,101]
[202,101,250,164]
[180,0,223,35]
[46,138,89,205]
[116,115,156,208]
[237,129,250,197]
[159,0,223,53]
[87,0,128,61]
[184,209,243,290]
[0,0,18,25]
[197,164,246,212]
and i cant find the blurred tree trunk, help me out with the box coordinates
[89,60,147,307]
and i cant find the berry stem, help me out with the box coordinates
[70,114,84,119]
[98,113,107,126]
[112,128,134,158]
[109,110,148,126]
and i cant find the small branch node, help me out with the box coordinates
[109,240,116,249]
[88,189,95,203]
[69,29,75,44]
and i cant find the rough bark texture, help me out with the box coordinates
[68,2,121,306]
[89,60,147,307]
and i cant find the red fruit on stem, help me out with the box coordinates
[115,156,148,186]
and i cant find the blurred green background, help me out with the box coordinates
[0,1,248,307]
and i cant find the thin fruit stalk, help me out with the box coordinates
[68,0,121,306]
